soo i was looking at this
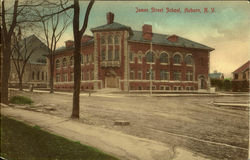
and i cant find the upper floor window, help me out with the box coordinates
[160,70,169,80]
[173,71,181,80]
[138,54,142,63]
[37,71,40,80]
[160,52,168,63]
[62,58,67,67]
[115,49,119,61]
[101,50,106,61]
[234,73,238,80]
[108,35,113,44]
[173,54,182,64]
[81,70,84,80]
[101,36,105,44]
[129,52,134,62]
[56,74,60,82]
[137,71,142,80]
[81,54,84,64]
[185,55,193,65]
[56,59,60,69]
[114,36,119,44]
[86,54,89,63]
[32,71,35,80]
[146,70,155,80]
[146,51,154,63]
[130,71,135,80]
[186,71,193,81]
[70,56,74,66]
[108,49,113,61]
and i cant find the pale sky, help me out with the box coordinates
[6,0,250,78]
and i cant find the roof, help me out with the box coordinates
[91,22,133,34]
[13,35,49,64]
[233,61,250,73]
[209,72,224,79]
[128,31,214,51]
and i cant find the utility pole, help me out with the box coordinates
[150,42,152,96]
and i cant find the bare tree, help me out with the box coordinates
[11,27,39,90]
[35,6,72,93]
[71,0,94,119]
[1,0,19,104]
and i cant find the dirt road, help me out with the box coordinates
[9,90,249,160]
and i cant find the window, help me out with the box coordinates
[62,58,67,67]
[160,52,168,63]
[115,49,119,60]
[165,86,170,90]
[138,55,142,63]
[146,70,150,80]
[160,70,169,80]
[91,71,94,80]
[101,36,105,44]
[186,71,193,81]
[130,71,134,80]
[138,71,142,80]
[108,35,113,44]
[129,52,134,62]
[81,55,84,64]
[42,72,44,80]
[160,85,165,90]
[185,55,193,65]
[138,86,142,90]
[173,71,181,80]
[70,72,74,81]
[63,73,68,82]
[32,71,35,80]
[114,36,119,44]
[56,59,60,69]
[173,54,181,64]
[70,56,74,66]
[81,71,84,80]
[234,73,238,80]
[91,54,94,62]
[86,54,89,63]
[37,71,40,80]
[108,49,112,61]
[56,74,60,82]
[146,70,154,80]
[146,51,154,63]
[101,50,106,61]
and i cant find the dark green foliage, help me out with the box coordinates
[232,80,249,92]
[223,79,231,91]
[9,96,33,105]
[0,116,119,160]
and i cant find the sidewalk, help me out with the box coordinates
[1,105,210,160]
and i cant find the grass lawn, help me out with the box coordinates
[0,115,119,160]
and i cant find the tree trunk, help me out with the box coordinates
[71,0,81,119]
[49,55,54,93]
[1,43,11,104]
[71,36,81,119]
[18,77,23,91]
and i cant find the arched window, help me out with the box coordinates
[114,36,119,44]
[70,56,74,66]
[146,51,154,63]
[160,52,168,63]
[56,59,60,68]
[108,35,113,44]
[101,36,105,44]
[62,58,67,67]
[185,55,193,65]
[173,54,182,64]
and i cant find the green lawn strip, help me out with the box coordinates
[9,96,33,105]
[0,115,119,160]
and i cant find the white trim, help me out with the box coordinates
[119,79,198,83]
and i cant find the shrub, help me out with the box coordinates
[9,96,33,105]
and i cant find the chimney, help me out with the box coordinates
[65,40,74,48]
[81,35,93,43]
[167,35,178,42]
[106,12,114,24]
[142,24,153,40]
